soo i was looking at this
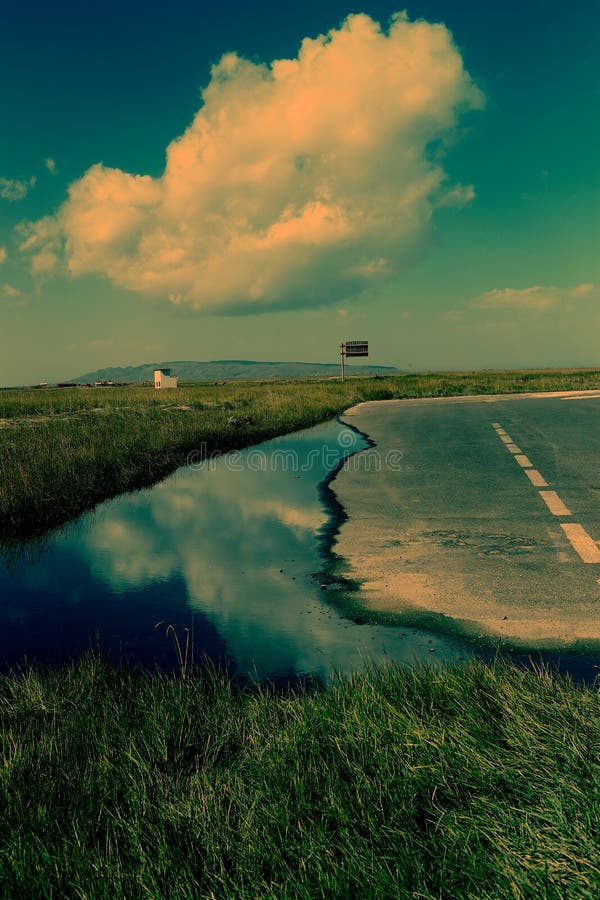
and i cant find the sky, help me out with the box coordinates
[1,0,599,385]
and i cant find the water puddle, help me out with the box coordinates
[0,419,472,681]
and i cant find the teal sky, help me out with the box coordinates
[1,0,599,385]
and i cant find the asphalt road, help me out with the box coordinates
[336,391,600,649]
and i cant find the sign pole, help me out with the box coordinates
[340,340,368,381]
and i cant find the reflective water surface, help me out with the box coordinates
[0,420,473,682]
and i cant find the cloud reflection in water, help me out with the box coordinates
[0,421,466,677]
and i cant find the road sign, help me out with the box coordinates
[339,340,369,381]
[344,340,369,357]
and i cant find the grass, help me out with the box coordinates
[2,368,600,539]
[1,656,599,897]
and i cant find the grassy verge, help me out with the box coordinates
[1,657,599,897]
[2,369,600,539]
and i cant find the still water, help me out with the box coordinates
[0,420,474,682]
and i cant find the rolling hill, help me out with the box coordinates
[70,359,398,383]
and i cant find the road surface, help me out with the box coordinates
[336,391,600,648]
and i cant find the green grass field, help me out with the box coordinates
[1,656,599,898]
[2,369,600,538]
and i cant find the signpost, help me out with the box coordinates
[340,340,369,381]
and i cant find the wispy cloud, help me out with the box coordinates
[436,184,476,208]
[1,283,27,308]
[44,158,57,174]
[21,12,482,314]
[0,176,36,202]
[473,283,596,312]
[0,247,6,265]
[3,283,22,298]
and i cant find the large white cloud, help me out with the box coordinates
[21,12,482,313]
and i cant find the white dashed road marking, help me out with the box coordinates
[492,422,600,564]
[539,491,571,517]
[514,454,533,468]
[561,525,600,563]
[525,469,549,488]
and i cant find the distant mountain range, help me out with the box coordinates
[70,359,398,383]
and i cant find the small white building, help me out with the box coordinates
[154,368,178,389]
